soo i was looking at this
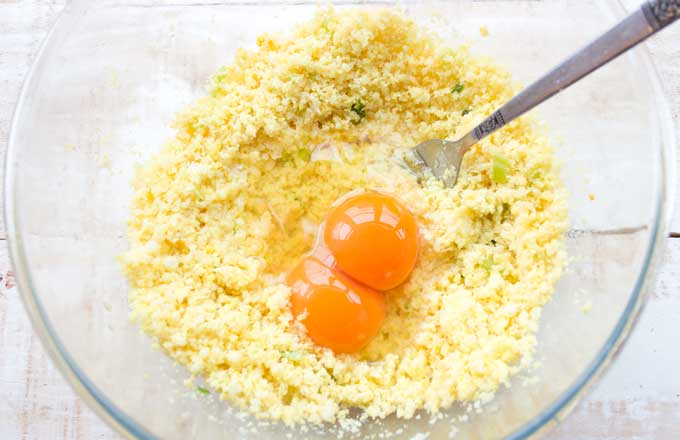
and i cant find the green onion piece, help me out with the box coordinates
[197,386,210,395]
[297,148,311,162]
[350,100,366,122]
[528,165,543,181]
[452,83,464,94]
[279,151,294,164]
[492,155,511,183]
[461,108,471,116]
[481,256,494,272]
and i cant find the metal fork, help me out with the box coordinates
[407,0,679,187]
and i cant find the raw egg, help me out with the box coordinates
[286,256,385,354]
[323,191,419,290]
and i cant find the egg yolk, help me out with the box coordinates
[323,191,419,291]
[286,256,385,354]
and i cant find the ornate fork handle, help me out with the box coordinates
[645,0,680,28]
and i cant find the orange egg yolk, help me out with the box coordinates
[323,191,419,291]
[286,256,385,354]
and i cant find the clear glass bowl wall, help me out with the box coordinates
[6,0,674,439]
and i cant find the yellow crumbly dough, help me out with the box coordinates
[120,9,567,426]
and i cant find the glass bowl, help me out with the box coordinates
[5,0,675,438]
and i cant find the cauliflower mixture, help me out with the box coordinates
[120,9,567,426]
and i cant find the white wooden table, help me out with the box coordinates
[0,1,678,438]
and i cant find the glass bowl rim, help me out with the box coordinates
[4,1,676,438]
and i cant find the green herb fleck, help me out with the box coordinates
[211,68,228,86]
[209,68,229,96]
[490,239,497,246]
[452,83,464,94]
[278,151,294,164]
[481,256,494,272]
[350,100,366,123]
[492,155,511,183]
[461,108,471,116]
[281,350,302,361]
[197,386,210,395]
[297,148,311,162]
[528,165,543,181]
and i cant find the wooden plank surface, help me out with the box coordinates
[0,1,679,439]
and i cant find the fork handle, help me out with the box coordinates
[468,0,679,144]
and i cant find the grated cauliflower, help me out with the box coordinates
[120,8,567,426]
